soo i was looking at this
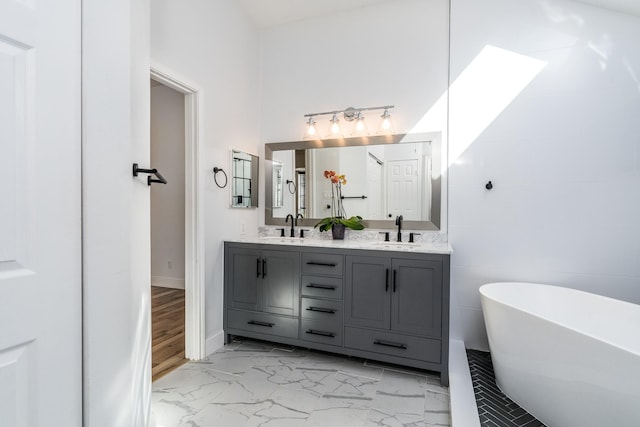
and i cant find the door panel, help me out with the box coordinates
[227,247,261,311]
[262,250,300,316]
[0,0,81,425]
[345,256,391,330]
[391,259,442,337]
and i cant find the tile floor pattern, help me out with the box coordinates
[466,350,546,427]
[152,338,451,426]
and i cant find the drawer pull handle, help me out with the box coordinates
[373,339,407,350]
[306,306,336,314]
[248,320,274,328]
[306,284,336,290]
[306,329,335,338]
[385,268,389,292]
[306,261,337,267]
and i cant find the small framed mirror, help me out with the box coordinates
[231,149,259,208]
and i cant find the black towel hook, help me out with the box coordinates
[485,181,493,190]
[213,167,228,188]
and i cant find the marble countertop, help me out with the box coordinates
[225,236,453,254]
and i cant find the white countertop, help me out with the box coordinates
[225,236,452,254]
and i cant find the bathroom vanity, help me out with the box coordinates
[224,239,451,385]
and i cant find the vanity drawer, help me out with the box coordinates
[227,309,298,339]
[301,297,342,322]
[301,275,343,299]
[301,318,343,347]
[344,326,440,363]
[302,252,344,276]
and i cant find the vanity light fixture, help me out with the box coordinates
[303,105,394,139]
[328,113,342,137]
[303,117,319,139]
[378,108,395,134]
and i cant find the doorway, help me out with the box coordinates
[149,68,205,379]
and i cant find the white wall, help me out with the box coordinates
[151,84,186,289]
[448,0,640,350]
[83,0,151,425]
[259,0,450,227]
[151,0,261,351]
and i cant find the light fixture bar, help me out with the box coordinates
[303,105,394,118]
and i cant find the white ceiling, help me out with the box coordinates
[237,0,398,28]
[237,0,640,29]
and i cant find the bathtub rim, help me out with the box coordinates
[479,281,640,357]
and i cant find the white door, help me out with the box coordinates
[0,1,81,426]
[387,159,421,220]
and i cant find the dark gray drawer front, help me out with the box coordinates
[301,318,343,346]
[344,326,440,363]
[227,309,298,339]
[301,297,342,322]
[301,275,343,299]
[302,252,344,276]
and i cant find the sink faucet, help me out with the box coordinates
[295,213,303,224]
[395,215,403,242]
[285,214,295,237]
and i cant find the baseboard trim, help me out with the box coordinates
[449,339,480,427]
[205,331,225,356]
[151,276,185,290]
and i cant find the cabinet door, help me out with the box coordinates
[226,246,261,311]
[345,255,391,330]
[391,258,442,337]
[262,250,300,316]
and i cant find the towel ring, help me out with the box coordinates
[213,167,228,188]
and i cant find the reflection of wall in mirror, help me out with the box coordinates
[307,142,432,221]
[272,151,295,216]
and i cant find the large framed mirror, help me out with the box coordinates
[231,149,259,208]
[265,133,442,230]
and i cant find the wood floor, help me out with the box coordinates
[152,286,187,381]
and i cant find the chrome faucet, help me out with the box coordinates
[395,215,403,242]
[285,214,295,237]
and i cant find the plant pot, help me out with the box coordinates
[332,224,346,240]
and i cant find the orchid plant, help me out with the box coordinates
[314,170,365,232]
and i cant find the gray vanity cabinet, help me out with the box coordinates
[345,253,449,385]
[225,245,300,340]
[224,242,450,386]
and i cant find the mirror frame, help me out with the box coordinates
[265,133,441,230]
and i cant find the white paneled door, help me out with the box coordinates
[0,1,81,426]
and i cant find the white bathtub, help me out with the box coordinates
[480,282,640,427]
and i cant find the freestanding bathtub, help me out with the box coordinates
[480,282,640,427]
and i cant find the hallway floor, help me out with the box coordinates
[151,338,450,426]
[152,286,187,380]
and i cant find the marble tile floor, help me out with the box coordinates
[151,338,451,427]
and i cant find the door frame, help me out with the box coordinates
[150,65,205,359]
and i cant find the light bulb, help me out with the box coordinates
[328,113,342,137]
[377,109,394,134]
[304,117,319,139]
[351,112,369,136]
